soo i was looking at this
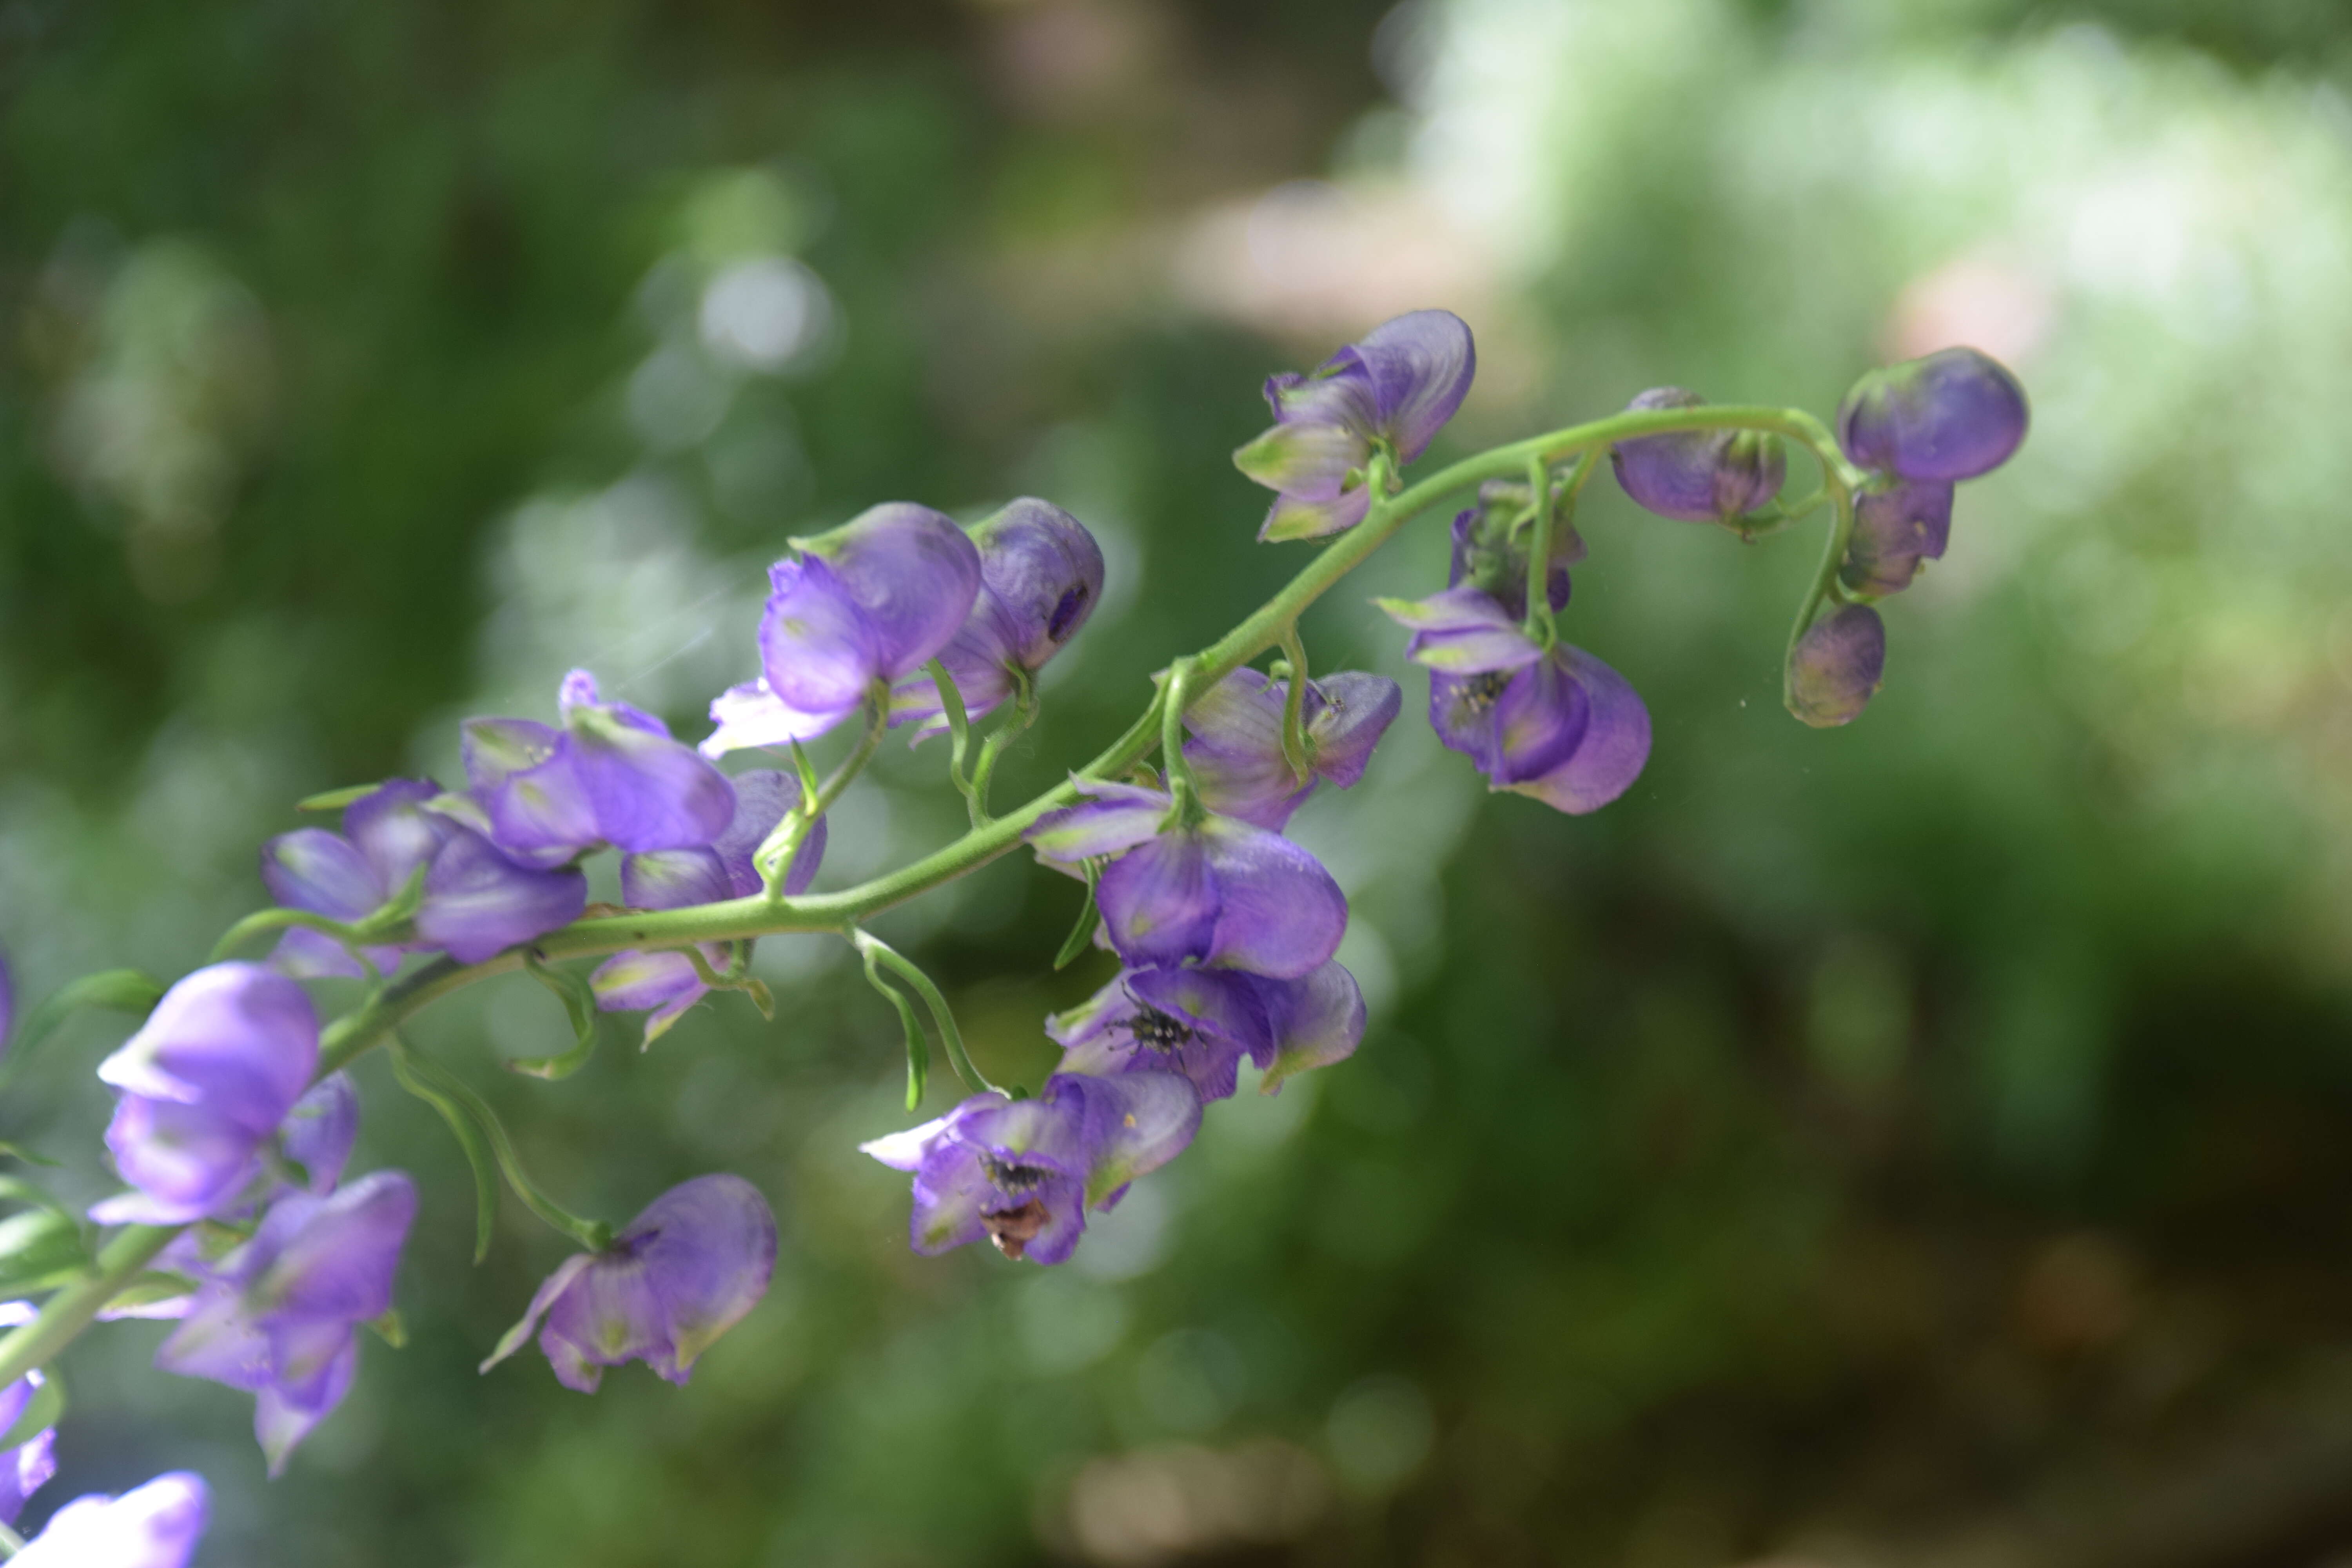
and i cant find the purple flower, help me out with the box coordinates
[705,504,985,754]
[280,1074,358,1197]
[1786,604,1886,728]
[1234,310,1476,542]
[155,1171,416,1473]
[1610,388,1786,524]
[1448,485,1583,621]
[1026,782,1348,978]
[1048,958,1365,1101]
[861,1071,1201,1263]
[1836,347,2029,482]
[590,771,825,1044]
[891,499,1105,740]
[1180,669,1401,831]
[0,1373,58,1526]
[1377,589,1652,816]
[480,1174,776,1394]
[461,670,737,861]
[261,780,587,975]
[11,1472,209,1568]
[91,963,319,1226]
[1840,480,1954,599]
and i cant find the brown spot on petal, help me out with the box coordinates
[985,1200,1051,1260]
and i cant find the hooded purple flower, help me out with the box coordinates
[704,503,985,754]
[0,1373,58,1527]
[861,1071,1201,1264]
[1448,485,1583,622]
[1180,669,1401,831]
[1837,347,2029,482]
[155,1170,416,1473]
[1786,604,1886,728]
[480,1174,776,1394]
[1234,310,1476,542]
[1839,480,1954,599]
[1026,782,1348,979]
[891,499,1105,740]
[1049,958,1365,1101]
[11,1471,209,1568]
[1377,589,1652,816]
[1610,388,1787,524]
[91,963,319,1226]
[260,780,588,975]
[590,772,825,1045]
[461,670,737,862]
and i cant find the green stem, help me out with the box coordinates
[854,931,994,1096]
[1521,453,1557,646]
[1160,657,1199,822]
[927,659,978,821]
[1276,624,1312,782]
[965,673,1036,824]
[391,1037,610,1252]
[0,1223,175,1390]
[209,906,380,972]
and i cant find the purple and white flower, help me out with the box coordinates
[1048,958,1365,1101]
[590,772,825,1044]
[704,503,984,754]
[154,1170,417,1472]
[1180,668,1401,831]
[11,1471,209,1568]
[91,963,320,1226]
[1377,589,1651,815]
[862,1072,1201,1264]
[260,779,588,974]
[1234,310,1476,542]
[480,1174,776,1393]
[890,498,1104,740]
[1836,346,2029,483]
[1026,782,1348,978]
[461,670,737,862]
[1610,388,1786,524]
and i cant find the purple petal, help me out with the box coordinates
[1196,817,1348,978]
[1349,309,1476,461]
[1233,418,1370,503]
[1840,480,1955,598]
[280,1075,359,1196]
[788,503,985,682]
[265,926,369,982]
[340,780,456,893]
[483,744,601,855]
[1486,652,1594,786]
[460,717,562,793]
[711,769,820,898]
[1096,832,1220,971]
[258,830,383,922]
[1263,364,1378,430]
[1305,672,1401,789]
[613,1173,777,1380]
[1376,586,1546,675]
[91,1100,267,1225]
[904,1141,995,1256]
[1025,782,1173,865]
[967,498,1106,674]
[700,677,851,757]
[1786,604,1886,728]
[1057,1070,1202,1205]
[478,1252,595,1377]
[889,653,1015,741]
[254,1334,356,1475]
[1837,347,2029,482]
[98,963,318,1123]
[414,831,588,964]
[954,1092,1098,1180]
[0,1374,56,1527]
[1260,486,1372,543]
[860,1100,999,1172]
[1611,388,1786,523]
[1183,671,1311,831]
[589,949,708,1016]
[567,710,736,853]
[757,555,890,715]
[248,1171,416,1325]
[620,848,731,912]
[12,1472,210,1568]
[1250,959,1367,1091]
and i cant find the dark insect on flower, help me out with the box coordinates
[862,1072,1201,1264]
[1233,310,1477,542]
[890,498,1105,740]
[1047,960,1366,1101]
[704,503,984,754]
[1836,347,2029,483]
[1786,604,1887,728]
[1610,388,1786,525]
[481,1174,777,1394]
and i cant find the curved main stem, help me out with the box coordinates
[0,399,1855,1394]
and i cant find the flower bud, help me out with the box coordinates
[1786,604,1886,728]
[1447,481,1583,619]
[1835,347,2027,481]
[11,1471,209,1568]
[1839,480,1953,599]
[92,963,320,1226]
[481,1174,777,1392]
[1610,388,1786,524]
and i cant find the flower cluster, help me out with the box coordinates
[1792,346,2030,726]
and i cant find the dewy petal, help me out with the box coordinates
[413,831,588,965]
[11,1472,211,1568]
[1195,817,1348,978]
[699,677,849,758]
[1232,418,1369,503]
[757,555,891,715]
[1351,309,1476,461]
[258,830,383,923]
[1062,1071,1202,1206]
[1376,586,1546,675]
[567,710,737,853]
[711,769,819,898]
[1252,960,1366,1092]
[1260,486,1372,544]
[1025,781,1173,865]
[461,717,563,792]
[279,1075,359,1196]
[1096,832,1220,971]
[1304,672,1402,789]
[1509,647,1652,815]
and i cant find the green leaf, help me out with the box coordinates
[858,941,929,1111]
[0,1176,77,1221]
[4,970,166,1083]
[0,1368,63,1454]
[1053,862,1103,971]
[0,1210,87,1294]
[295,782,382,812]
[0,1143,60,1169]
[388,1042,499,1263]
[510,955,599,1080]
[100,1272,199,1317]
[367,1308,407,1348]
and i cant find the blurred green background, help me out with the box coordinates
[7,0,2352,1563]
